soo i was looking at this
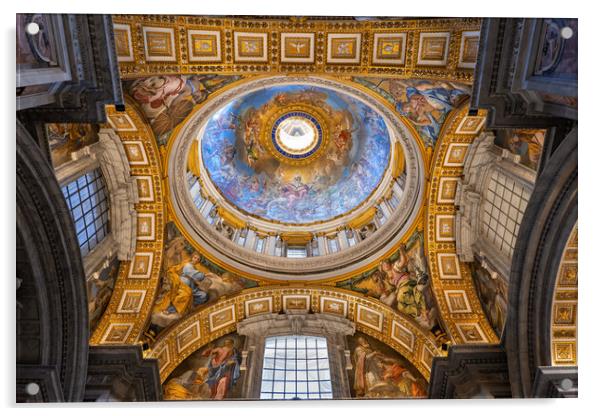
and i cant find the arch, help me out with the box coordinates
[505,127,577,397]
[424,104,499,344]
[90,98,166,345]
[148,285,443,383]
[16,120,88,401]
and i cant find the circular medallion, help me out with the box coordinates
[272,112,322,159]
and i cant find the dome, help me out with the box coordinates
[200,84,391,224]
[167,76,425,280]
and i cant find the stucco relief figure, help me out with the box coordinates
[350,335,427,398]
[163,336,243,401]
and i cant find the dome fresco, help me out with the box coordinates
[200,84,391,224]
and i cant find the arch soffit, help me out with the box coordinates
[424,103,499,345]
[90,98,166,345]
[148,285,444,383]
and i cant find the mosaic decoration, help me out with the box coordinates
[336,231,442,336]
[348,332,427,399]
[163,333,245,400]
[147,222,258,340]
[352,77,471,146]
[126,74,242,145]
[200,84,391,224]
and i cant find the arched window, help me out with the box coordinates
[237,313,354,399]
[260,335,333,399]
[61,168,110,256]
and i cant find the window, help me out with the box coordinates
[260,335,333,400]
[187,172,204,209]
[311,239,320,256]
[376,205,386,225]
[286,245,307,258]
[274,238,283,257]
[481,170,531,257]
[61,169,110,256]
[389,193,400,210]
[327,237,339,254]
[255,237,265,253]
[346,230,357,247]
[237,229,248,246]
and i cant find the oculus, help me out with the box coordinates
[272,112,322,159]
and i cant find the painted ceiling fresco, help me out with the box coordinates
[126,74,242,145]
[46,123,99,168]
[353,77,471,147]
[337,230,445,339]
[200,84,391,224]
[163,333,245,400]
[146,222,258,341]
[348,332,427,399]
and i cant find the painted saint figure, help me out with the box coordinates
[174,251,209,309]
[352,335,427,398]
[151,251,210,329]
[353,336,378,397]
[201,338,242,399]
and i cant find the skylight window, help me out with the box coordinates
[286,245,307,258]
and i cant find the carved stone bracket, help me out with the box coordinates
[85,345,162,402]
[532,366,578,398]
[428,344,511,399]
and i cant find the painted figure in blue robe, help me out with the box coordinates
[395,85,465,145]
[174,252,209,310]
